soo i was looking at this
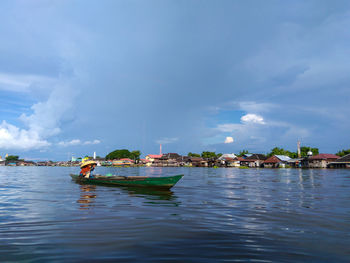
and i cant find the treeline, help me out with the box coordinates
[188,152,223,159]
[188,146,327,159]
[336,149,350,157]
[105,149,141,160]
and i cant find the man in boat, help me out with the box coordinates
[79,160,97,178]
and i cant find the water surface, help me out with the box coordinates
[0,167,349,262]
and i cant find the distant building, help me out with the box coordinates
[328,154,350,168]
[145,154,163,162]
[240,154,267,167]
[308,154,339,168]
[190,157,208,167]
[145,154,163,166]
[218,153,237,160]
[263,155,291,168]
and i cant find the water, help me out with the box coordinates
[0,167,349,262]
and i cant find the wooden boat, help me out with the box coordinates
[70,174,183,189]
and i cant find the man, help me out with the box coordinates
[79,160,97,178]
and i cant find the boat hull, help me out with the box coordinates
[70,174,183,189]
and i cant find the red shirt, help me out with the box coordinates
[80,166,91,176]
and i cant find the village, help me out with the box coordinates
[0,146,349,169]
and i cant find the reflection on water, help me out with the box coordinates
[77,185,97,209]
[0,166,349,262]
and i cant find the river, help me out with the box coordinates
[0,166,349,262]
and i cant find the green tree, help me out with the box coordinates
[130,150,141,161]
[6,155,19,162]
[268,147,298,158]
[237,150,249,157]
[105,149,141,160]
[300,146,319,157]
[201,151,217,159]
[106,149,131,160]
[336,149,350,157]
[188,152,201,157]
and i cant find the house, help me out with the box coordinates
[308,154,339,168]
[190,157,208,167]
[145,154,163,162]
[145,154,163,166]
[156,153,181,167]
[220,157,240,167]
[177,156,191,166]
[158,153,183,167]
[287,158,303,168]
[240,154,267,167]
[328,154,350,168]
[263,155,291,168]
[218,153,237,160]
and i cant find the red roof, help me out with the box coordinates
[263,156,280,164]
[309,153,339,160]
[147,154,163,159]
[235,157,245,161]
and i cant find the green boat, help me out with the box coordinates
[70,174,183,189]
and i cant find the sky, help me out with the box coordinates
[0,0,350,161]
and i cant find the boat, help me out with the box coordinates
[70,174,183,189]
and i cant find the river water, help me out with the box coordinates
[0,166,349,262]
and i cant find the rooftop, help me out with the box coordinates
[309,153,339,160]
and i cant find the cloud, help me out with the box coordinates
[241,114,265,124]
[0,121,50,150]
[0,76,79,150]
[58,139,81,147]
[83,139,101,145]
[58,139,101,147]
[224,136,234,144]
[0,72,55,93]
[155,137,178,144]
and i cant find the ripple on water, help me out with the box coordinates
[0,167,349,262]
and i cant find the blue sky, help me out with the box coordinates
[0,0,349,160]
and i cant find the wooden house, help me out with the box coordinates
[263,155,291,168]
[308,154,339,168]
[190,157,208,167]
[328,154,350,168]
[240,154,267,167]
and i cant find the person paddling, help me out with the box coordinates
[79,160,97,178]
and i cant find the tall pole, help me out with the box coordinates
[297,140,301,158]
[160,144,162,155]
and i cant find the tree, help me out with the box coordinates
[336,149,350,157]
[105,149,141,160]
[106,149,132,160]
[300,146,319,157]
[6,155,19,162]
[201,151,218,159]
[237,150,249,157]
[130,150,141,161]
[188,152,201,157]
[268,147,295,158]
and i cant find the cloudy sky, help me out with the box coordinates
[0,0,349,160]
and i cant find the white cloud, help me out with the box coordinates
[0,121,50,150]
[58,139,81,147]
[241,114,265,124]
[224,136,234,144]
[156,137,178,144]
[83,139,101,145]
[0,77,79,150]
[58,139,101,147]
